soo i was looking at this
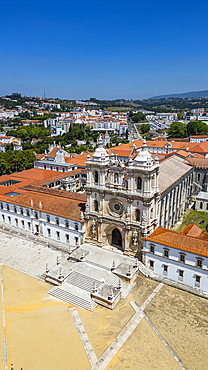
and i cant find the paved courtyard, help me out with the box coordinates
[0,231,208,369]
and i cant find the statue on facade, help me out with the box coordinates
[90,219,97,237]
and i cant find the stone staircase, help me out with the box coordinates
[48,284,97,311]
[137,261,155,278]
[66,271,102,292]
[105,273,120,287]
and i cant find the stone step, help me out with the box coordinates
[66,271,102,292]
[84,259,111,271]
[48,285,97,311]
[137,261,154,277]
[105,274,120,287]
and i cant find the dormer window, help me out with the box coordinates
[94,171,98,184]
[137,177,142,190]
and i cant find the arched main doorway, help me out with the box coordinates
[112,228,122,249]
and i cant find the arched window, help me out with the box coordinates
[200,201,203,209]
[94,200,98,212]
[136,209,140,222]
[94,171,98,184]
[137,177,142,190]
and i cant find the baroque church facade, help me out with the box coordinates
[84,137,160,257]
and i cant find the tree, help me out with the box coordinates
[167,121,187,138]
[187,121,208,136]
[140,123,150,134]
[132,112,146,122]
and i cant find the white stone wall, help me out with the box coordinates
[144,240,208,292]
[0,201,82,247]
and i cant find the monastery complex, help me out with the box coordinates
[0,137,208,300]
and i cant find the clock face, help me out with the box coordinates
[109,200,123,216]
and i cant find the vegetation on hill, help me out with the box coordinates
[186,121,208,136]
[0,149,36,175]
[167,121,187,138]
[7,124,50,142]
[177,209,208,233]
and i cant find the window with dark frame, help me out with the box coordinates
[178,269,184,281]
[164,249,169,258]
[149,260,154,270]
[163,265,168,275]
[150,245,155,253]
[196,258,203,268]
[195,275,201,287]
[180,254,185,263]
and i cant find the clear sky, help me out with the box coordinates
[0,0,208,100]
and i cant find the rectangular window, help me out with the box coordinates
[8,216,11,224]
[2,215,5,221]
[20,208,23,215]
[57,231,60,240]
[75,223,78,231]
[150,245,155,253]
[28,222,31,230]
[200,201,203,209]
[149,260,154,270]
[7,204,9,211]
[15,218,18,226]
[178,269,184,281]
[195,275,201,287]
[22,220,25,228]
[180,254,185,263]
[35,212,38,219]
[36,225,39,233]
[47,228,51,237]
[14,206,17,213]
[56,218,59,226]
[65,221,69,228]
[0,203,3,210]
[163,265,168,275]
[75,236,78,245]
[66,234,69,243]
[164,249,169,258]
[26,210,30,217]
[196,259,203,268]
[47,216,50,223]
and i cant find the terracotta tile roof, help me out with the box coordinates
[175,150,191,158]
[64,151,92,167]
[185,157,208,168]
[46,147,60,158]
[190,135,208,138]
[158,155,192,194]
[36,153,45,160]
[0,190,85,222]
[181,224,203,237]
[144,227,208,257]
[189,141,208,154]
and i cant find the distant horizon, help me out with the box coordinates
[2,88,208,101]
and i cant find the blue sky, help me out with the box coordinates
[0,0,208,99]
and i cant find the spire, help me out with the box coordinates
[98,134,103,148]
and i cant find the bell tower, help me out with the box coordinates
[84,138,160,259]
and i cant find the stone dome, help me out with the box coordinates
[134,139,153,167]
[92,135,109,162]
